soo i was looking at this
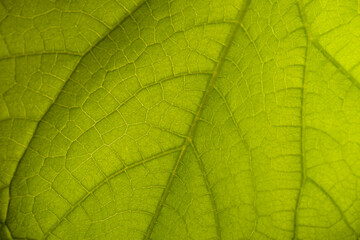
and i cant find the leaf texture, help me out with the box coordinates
[1,0,360,239]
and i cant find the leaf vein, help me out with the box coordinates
[191,143,221,240]
[307,178,357,237]
[4,0,148,236]
[293,1,310,239]
[41,147,182,239]
[143,0,251,239]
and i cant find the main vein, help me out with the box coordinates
[143,0,251,239]
[293,1,310,239]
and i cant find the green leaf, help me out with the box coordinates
[1,0,360,239]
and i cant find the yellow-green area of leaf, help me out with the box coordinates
[1,0,360,239]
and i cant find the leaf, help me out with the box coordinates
[1,0,360,239]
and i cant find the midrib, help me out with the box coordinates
[293,0,310,238]
[143,0,251,239]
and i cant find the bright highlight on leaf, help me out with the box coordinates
[1,0,360,239]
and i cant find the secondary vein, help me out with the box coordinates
[4,0,148,236]
[191,143,221,239]
[41,147,182,239]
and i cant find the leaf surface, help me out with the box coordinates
[1,0,360,239]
